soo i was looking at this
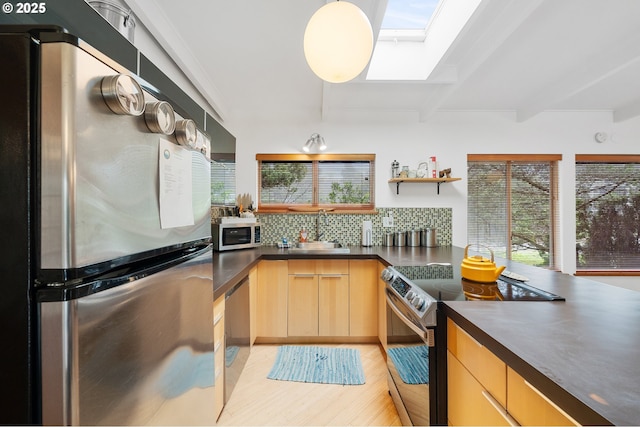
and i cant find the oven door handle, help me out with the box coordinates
[386,291,433,345]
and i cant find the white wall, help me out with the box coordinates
[232,110,640,291]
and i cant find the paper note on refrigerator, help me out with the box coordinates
[159,138,194,229]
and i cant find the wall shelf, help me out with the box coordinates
[388,177,462,195]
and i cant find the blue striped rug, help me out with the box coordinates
[267,346,365,385]
[388,345,429,384]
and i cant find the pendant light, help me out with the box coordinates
[303,0,374,83]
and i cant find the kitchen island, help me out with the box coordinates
[212,245,639,425]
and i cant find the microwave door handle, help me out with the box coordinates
[385,291,430,341]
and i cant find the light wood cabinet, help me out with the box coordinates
[288,259,349,337]
[348,260,378,337]
[448,318,579,426]
[256,260,288,338]
[213,294,225,420]
[249,265,258,346]
[255,258,380,341]
[507,367,579,426]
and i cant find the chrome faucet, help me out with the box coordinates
[316,209,328,241]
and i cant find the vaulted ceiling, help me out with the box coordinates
[127,0,640,126]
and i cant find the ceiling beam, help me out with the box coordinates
[126,0,229,122]
[418,0,545,122]
[321,83,331,121]
[516,32,640,122]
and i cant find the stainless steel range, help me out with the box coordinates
[380,261,564,426]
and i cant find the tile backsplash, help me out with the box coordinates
[212,207,452,247]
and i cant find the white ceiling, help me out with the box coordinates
[127,0,640,125]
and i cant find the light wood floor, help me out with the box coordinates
[217,344,403,426]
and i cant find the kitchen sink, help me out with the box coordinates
[288,241,350,254]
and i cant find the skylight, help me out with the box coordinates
[380,0,440,30]
[366,0,482,81]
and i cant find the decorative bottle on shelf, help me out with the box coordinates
[428,156,438,178]
[391,160,399,178]
[299,227,308,243]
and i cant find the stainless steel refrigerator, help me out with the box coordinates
[0,26,215,425]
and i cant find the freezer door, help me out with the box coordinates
[39,249,215,426]
[39,41,211,270]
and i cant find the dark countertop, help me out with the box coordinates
[212,245,459,297]
[213,245,640,425]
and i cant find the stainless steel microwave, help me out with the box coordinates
[213,222,261,251]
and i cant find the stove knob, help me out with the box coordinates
[413,297,425,311]
[380,268,394,282]
[406,291,415,300]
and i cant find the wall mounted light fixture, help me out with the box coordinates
[303,0,374,83]
[303,133,327,152]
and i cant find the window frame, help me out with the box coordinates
[467,154,561,269]
[575,154,640,276]
[256,153,376,213]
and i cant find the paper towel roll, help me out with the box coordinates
[362,220,373,246]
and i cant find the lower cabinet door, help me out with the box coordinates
[447,351,513,426]
[288,274,319,336]
[319,275,349,336]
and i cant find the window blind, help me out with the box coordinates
[211,159,236,206]
[467,155,560,269]
[575,155,640,272]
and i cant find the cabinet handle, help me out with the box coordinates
[481,390,519,426]
[523,380,581,426]
[213,312,223,326]
[319,274,343,278]
[292,273,315,277]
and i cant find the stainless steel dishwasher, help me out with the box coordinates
[224,278,250,403]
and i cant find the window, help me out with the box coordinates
[467,154,561,269]
[575,155,640,274]
[381,0,439,30]
[256,154,375,212]
[211,154,236,206]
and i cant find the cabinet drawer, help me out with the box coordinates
[447,318,506,406]
[316,259,349,275]
[288,259,349,275]
[288,259,316,275]
[448,351,514,426]
[507,367,580,426]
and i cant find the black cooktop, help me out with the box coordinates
[392,264,565,302]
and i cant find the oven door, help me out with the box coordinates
[386,290,436,426]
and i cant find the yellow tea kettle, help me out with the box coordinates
[460,244,506,283]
